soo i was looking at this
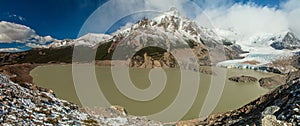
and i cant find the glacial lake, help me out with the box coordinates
[30,64,275,121]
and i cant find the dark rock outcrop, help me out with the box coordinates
[229,75,258,83]
[258,66,283,74]
[259,75,286,89]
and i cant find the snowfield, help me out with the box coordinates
[215,29,300,72]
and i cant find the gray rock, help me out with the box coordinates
[262,115,280,126]
[262,106,280,117]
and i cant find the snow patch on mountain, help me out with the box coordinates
[216,29,300,71]
[76,33,112,47]
[47,33,112,48]
[151,7,223,43]
[112,8,222,44]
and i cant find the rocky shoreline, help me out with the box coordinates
[0,63,37,84]
[179,71,300,126]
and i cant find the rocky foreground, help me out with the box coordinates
[0,73,163,125]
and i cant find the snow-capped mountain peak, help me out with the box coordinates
[77,33,111,42]
[48,33,112,48]
[76,33,112,47]
[162,7,180,17]
[118,7,221,45]
[152,7,182,22]
[270,31,300,50]
[76,33,112,43]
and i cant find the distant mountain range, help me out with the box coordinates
[1,8,300,71]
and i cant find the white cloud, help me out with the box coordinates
[82,0,300,40]
[111,22,133,35]
[0,48,20,52]
[281,0,300,12]
[0,21,54,44]
[281,0,300,37]
[79,0,203,36]
[196,0,300,38]
[0,21,36,42]
[18,16,26,21]
[199,4,289,38]
[8,13,26,21]
[192,0,235,9]
[25,43,48,48]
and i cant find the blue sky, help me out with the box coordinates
[0,0,286,39]
[0,0,107,39]
[235,0,284,8]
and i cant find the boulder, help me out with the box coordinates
[139,53,153,69]
[262,115,280,126]
[262,106,280,117]
[153,60,161,68]
[110,105,128,116]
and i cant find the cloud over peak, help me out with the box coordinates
[81,0,300,40]
[0,21,35,42]
[197,0,300,38]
